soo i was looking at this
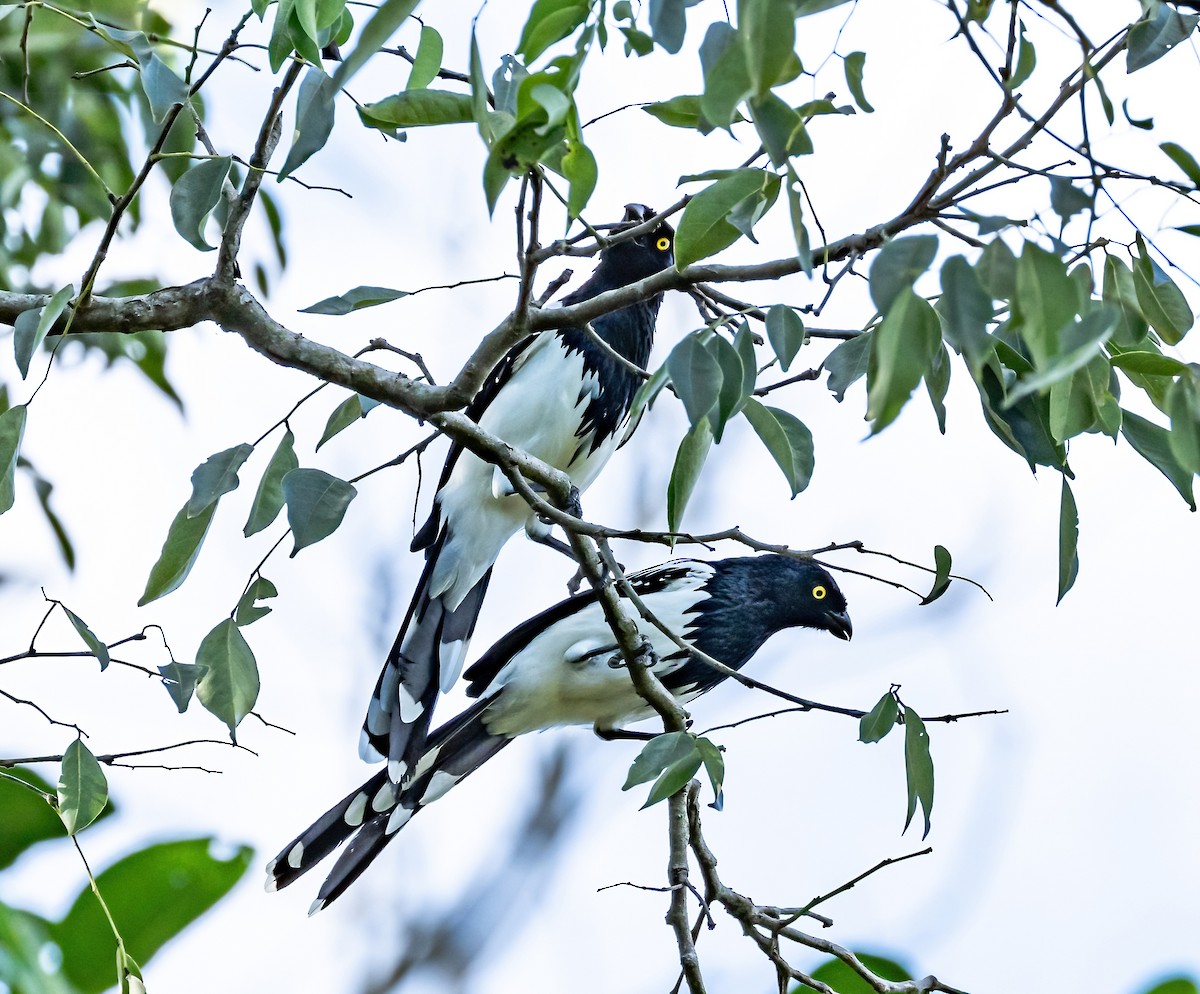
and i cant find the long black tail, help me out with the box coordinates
[269,696,510,913]
[359,526,493,783]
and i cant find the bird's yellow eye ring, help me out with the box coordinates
[656,236,671,251]
[812,585,827,600]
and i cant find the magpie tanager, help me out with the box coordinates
[360,205,676,786]
[268,555,851,913]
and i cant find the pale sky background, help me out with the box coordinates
[2,1,1198,993]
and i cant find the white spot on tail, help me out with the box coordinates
[286,841,305,869]
[398,684,424,723]
[420,770,460,804]
[439,638,468,693]
[359,728,384,763]
[365,697,389,735]
[263,861,278,891]
[386,805,413,834]
[344,791,368,828]
[307,898,326,917]
[388,758,407,783]
[371,782,394,812]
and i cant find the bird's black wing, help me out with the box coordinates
[461,559,704,697]
[411,334,538,550]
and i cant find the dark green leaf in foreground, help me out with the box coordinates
[801,952,914,992]
[14,285,73,379]
[674,170,766,268]
[869,236,937,315]
[667,333,724,427]
[244,429,300,537]
[196,619,260,735]
[741,398,814,497]
[623,731,695,789]
[824,332,872,403]
[51,839,253,994]
[766,304,805,372]
[1167,377,1200,474]
[317,393,382,450]
[278,68,339,182]
[235,576,279,627]
[866,288,940,434]
[138,500,217,606]
[844,50,873,112]
[282,468,358,555]
[0,767,96,869]
[299,285,408,314]
[57,740,108,836]
[902,707,934,839]
[858,691,898,744]
[359,89,474,129]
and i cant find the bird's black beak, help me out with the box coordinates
[623,203,652,223]
[824,609,853,641]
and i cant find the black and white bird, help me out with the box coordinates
[361,205,675,785]
[268,554,852,912]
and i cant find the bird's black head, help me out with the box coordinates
[597,203,675,286]
[790,561,853,641]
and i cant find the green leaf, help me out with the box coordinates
[1102,255,1149,346]
[734,322,758,400]
[1108,351,1188,376]
[643,750,703,808]
[766,305,805,372]
[741,398,814,497]
[282,468,358,556]
[244,429,299,537]
[868,235,938,315]
[196,619,260,735]
[278,68,339,182]
[518,0,589,61]
[649,0,686,54]
[187,443,253,517]
[1048,176,1091,221]
[158,661,205,713]
[300,285,408,315]
[902,707,934,839]
[977,236,1017,299]
[1159,141,1200,187]
[937,256,994,375]
[1057,476,1079,604]
[469,32,493,143]
[1127,4,1199,73]
[133,42,190,122]
[492,55,528,116]
[407,24,443,89]
[138,500,217,606]
[1167,378,1200,474]
[1133,251,1193,345]
[62,606,110,671]
[623,731,695,788]
[562,138,598,218]
[667,418,713,536]
[0,404,28,515]
[700,28,752,129]
[1015,242,1077,367]
[843,50,873,112]
[332,0,422,88]
[0,766,94,869]
[1006,21,1036,89]
[235,576,279,627]
[824,332,872,402]
[866,288,940,433]
[51,839,252,994]
[694,736,725,808]
[794,0,854,13]
[57,740,108,836]
[706,332,748,441]
[317,394,380,450]
[169,156,232,251]
[740,0,796,99]
[858,692,898,743]
[1121,409,1197,510]
[921,544,953,606]
[14,285,73,379]
[643,94,718,132]
[750,92,806,166]
[674,170,766,268]
[667,333,724,426]
[359,89,474,129]
[1139,979,1200,994]
[925,344,950,434]
[805,952,914,991]
[1004,307,1118,405]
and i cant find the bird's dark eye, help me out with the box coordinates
[812,585,827,600]
[656,236,671,251]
